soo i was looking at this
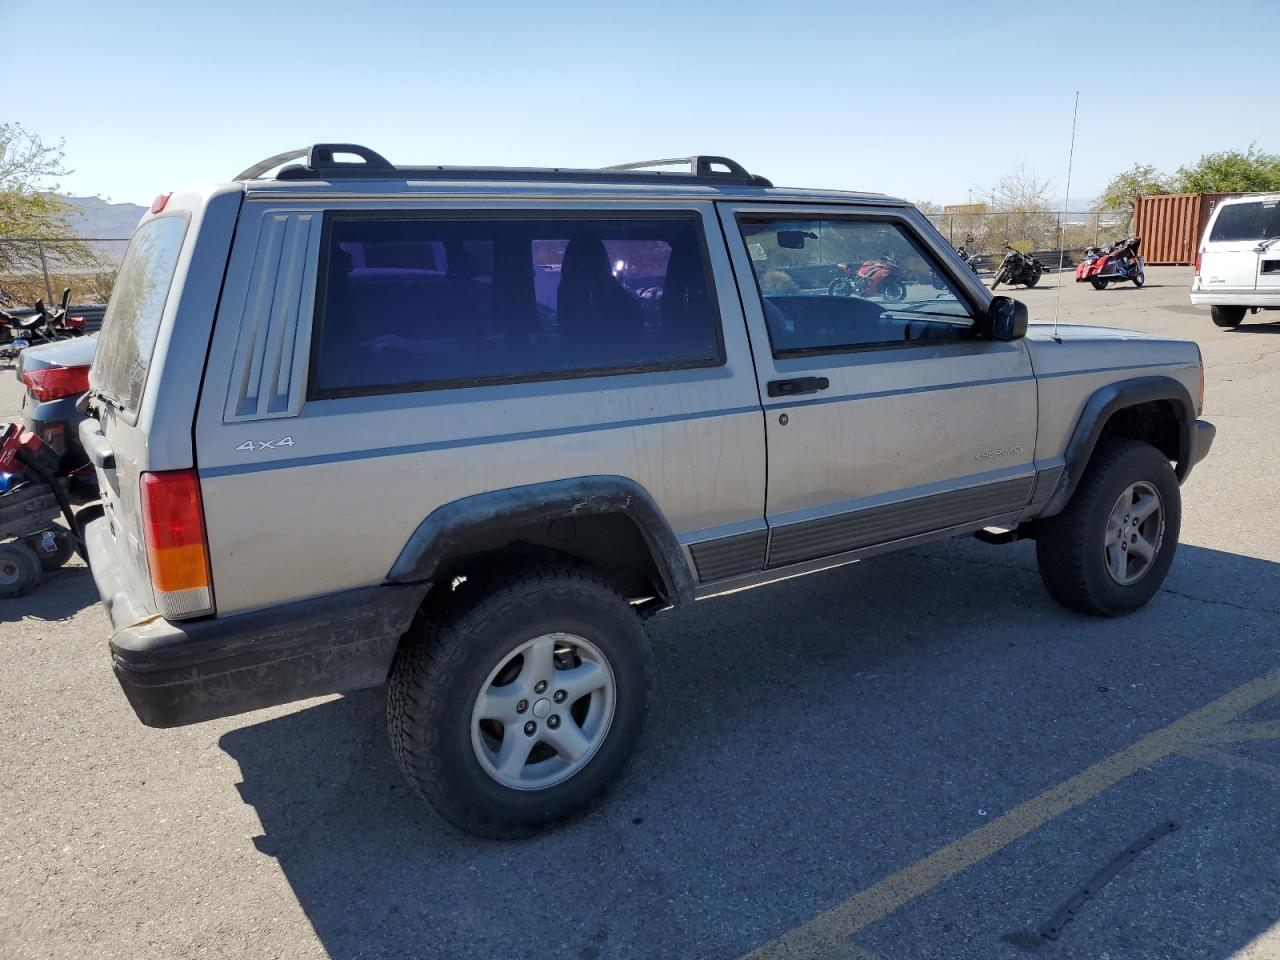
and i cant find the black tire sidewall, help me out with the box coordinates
[393,572,649,836]
[1040,441,1181,615]
[0,543,41,597]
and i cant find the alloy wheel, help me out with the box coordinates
[470,632,615,791]
[1104,481,1165,585]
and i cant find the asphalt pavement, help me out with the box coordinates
[2,267,1278,960]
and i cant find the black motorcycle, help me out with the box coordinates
[955,234,982,275]
[990,243,1044,289]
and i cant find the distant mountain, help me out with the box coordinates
[58,195,146,241]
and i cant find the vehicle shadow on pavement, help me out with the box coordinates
[0,564,97,624]
[220,539,1280,960]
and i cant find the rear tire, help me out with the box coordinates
[1091,278,1108,290]
[0,542,42,597]
[386,564,651,838]
[1211,305,1245,328]
[881,278,907,302]
[1036,439,1180,616]
[1025,264,1042,287]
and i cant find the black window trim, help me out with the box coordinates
[734,210,983,360]
[306,208,728,402]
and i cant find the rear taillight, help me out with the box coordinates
[1194,251,1202,275]
[20,364,90,402]
[140,469,213,619]
[64,314,86,330]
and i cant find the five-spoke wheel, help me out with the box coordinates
[1103,482,1164,586]
[471,633,615,791]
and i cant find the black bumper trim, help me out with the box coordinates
[1189,419,1215,470]
[109,584,426,728]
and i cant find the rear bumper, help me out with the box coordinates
[86,520,426,727]
[1189,290,1280,307]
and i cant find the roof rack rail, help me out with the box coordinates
[235,144,393,181]
[235,144,773,188]
[602,155,772,187]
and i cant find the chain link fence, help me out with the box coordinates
[924,211,1131,271]
[0,237,129,307]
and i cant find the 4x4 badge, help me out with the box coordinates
[235,436,295,452]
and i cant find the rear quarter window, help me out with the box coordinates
[1208,199,1280,242]
[308,212,724,398]
[90,214,189,417]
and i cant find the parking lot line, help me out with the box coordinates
[744,666,1280,960]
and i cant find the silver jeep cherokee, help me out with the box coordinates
[80,144,1215,837]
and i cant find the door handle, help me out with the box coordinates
[767,376,830,398]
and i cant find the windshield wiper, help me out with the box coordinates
[79,385,126,415]
[1255,236,1280,253]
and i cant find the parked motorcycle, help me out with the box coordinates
[955,234,983,275]
[1075,236,1145,290]
[828,252,908,302]
[0,288,86,360]
[990,244,1044,289]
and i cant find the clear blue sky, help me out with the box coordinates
[4,0,1275,208]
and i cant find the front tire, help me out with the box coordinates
[1132,269,1145,288]
[1211,305,1245,328]
[386,565,651,838]
[990,270,1004,290]
[1036,438,1180,616]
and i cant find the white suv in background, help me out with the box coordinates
[1191,192,1280,328]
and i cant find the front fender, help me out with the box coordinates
[1041,375,1196,517]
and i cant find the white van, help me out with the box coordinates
[1191,192,1280,328]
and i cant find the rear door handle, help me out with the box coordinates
[767,376,830,398]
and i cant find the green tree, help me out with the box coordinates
[1094,163,1173,233]
[0,122,96,280]
[1173,144,1280,193]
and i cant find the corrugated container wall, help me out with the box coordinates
[1133,192,1248,265]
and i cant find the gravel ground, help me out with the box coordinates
[2,267,1278,960]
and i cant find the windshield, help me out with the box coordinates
[90,215,189,417]
[1209,199,1280,243]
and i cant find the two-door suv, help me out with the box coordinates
[81,145,1214,837]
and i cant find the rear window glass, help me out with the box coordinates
[310,214,723,397]
[1209,199,1280,242]
[90,215,188,416]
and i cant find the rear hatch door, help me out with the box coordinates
[83,188,242,623]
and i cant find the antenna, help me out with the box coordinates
[1052,92,1080,342]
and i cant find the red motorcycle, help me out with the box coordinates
[827,252,907,302]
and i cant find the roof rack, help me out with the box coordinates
[234,144,773,188]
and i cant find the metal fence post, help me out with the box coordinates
[35,240,54,304]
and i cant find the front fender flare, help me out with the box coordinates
[386,476,695,605]
[1041,375,1195,517]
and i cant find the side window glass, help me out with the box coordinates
[311,214,723,397]
[738,217,976,356]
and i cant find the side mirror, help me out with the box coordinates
[984,295,1028,341]
[776,230,818,250]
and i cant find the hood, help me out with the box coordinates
[1025,322,1156,342]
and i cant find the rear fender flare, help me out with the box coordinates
[386,476,694,605]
